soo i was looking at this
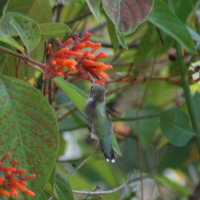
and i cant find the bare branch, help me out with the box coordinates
[73,175,148,195]
[0,46,45,74]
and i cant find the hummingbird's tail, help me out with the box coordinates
[100,142,115,163]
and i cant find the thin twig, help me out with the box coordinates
[57,107,78,121]
[66,12,91,25]
[113,114,159,122]
[73,175,148,195]
[53,101,73,109]
[0,46,45,73]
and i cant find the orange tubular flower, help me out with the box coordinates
[44,32,113,85]
[0,153,36,199]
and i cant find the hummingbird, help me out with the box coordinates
[85,83,115,163]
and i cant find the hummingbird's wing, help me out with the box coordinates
[94,102,115,162]
[85,97,96,132]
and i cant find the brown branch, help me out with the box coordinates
[66,12,91,25]
[113,113,159,122]
[57,107,78,121]
[0,46,45,74]
[73,175,148,195]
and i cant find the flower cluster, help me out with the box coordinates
[44,32,112,85]
[0,153,36,199]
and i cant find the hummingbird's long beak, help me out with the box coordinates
[88,73,95,84]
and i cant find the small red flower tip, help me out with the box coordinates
[67,50,84,56]
[74,43,86,49]
[48,44,53,55]
[0,167,16,172]
[10,185,18,199]
[14,168,26,174]
[23,174,36,180]
[0,177,5,182]
[53,48,67,56]
[0,189,11,197]
[23,189,35,197]
[10,177,27,191]
[0,153,10,163]
[81,32,93,42]
[97,71,109,81]
[19,180,27,186]
[68,65,76,72]
[55,72,63,76]
[95,52,107,60]
[85,53,95,60]
[63,38,73,47]
[12,160,17,167]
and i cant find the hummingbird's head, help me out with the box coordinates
[90,84,105,102]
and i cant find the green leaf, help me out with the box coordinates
[53,77,88,113]
[0,31,24,51]
[187,26,200,47]
[102,0,153,34]
[54,77,121,155]
[112,134,122,155]
[0,0,8,16]
[116,31,128,49]
[148,0,196,54]
[85,0,101,20]
[39,23,71,36]
[0,74,59,199]
[38,191,52,200]
[159,108,195,147]
[54,171,74,200]
[158,145,190,170]
[0,12,41,50]
[7,0,52,23]
[107,19,119,51]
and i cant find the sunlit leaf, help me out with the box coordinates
[148,0,196,54]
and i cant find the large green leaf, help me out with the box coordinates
[0,31,24,51]
[0,0,8,16]
[39,23,71,37]
[54,77,121,155]
[7,0,52,23]
[102,0,153,34]
[0,12,41,50]
[54,171,74,200]
[0,74,59,199]
[53,78,88,113]
[159,108,195,147]
[148,0,196,54]
[85,0,101,20]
